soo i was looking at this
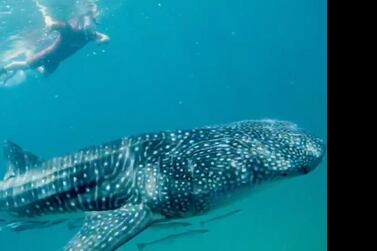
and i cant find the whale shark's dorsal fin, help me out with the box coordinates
[3,140,41,180]
[64,203,155,251]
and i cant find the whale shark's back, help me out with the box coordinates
[0,138,132,215]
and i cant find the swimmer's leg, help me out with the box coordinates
[3,61,29,71]
[0,68,9,84]
[0,69,17,86]
[0,61,29,84]
[0,61,29,78]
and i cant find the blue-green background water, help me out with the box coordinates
[0,0,326,250]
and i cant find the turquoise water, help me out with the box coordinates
[0,0,327,250]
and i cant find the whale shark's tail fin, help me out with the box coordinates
[3,141,41,180]
[64,203,156,251]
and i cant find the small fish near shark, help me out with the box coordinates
[199,209,242,227]
[137,229,210,251]
[136,209,242,251]
[0,119,325,251]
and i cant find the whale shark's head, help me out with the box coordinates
[236,120,325,182]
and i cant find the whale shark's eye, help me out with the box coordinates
[302,166,309,174]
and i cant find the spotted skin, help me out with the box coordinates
[0,120,325,251]
[0,139,135,216]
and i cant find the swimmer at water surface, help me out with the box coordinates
[0,9,110,84]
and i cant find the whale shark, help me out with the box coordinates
[0,119,325,251]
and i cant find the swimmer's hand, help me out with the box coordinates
[95,32,110,44]
[37,66,46,75]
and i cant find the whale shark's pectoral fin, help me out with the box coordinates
[3,140,42,180]
[64,203,156,251]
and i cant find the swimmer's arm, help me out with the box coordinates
[48,20,67,32]
[94,32,110,44]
